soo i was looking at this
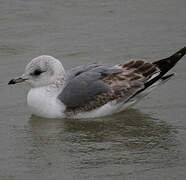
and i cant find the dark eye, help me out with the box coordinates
[31,69,43,76]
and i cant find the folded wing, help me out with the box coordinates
[58,61,157,114]
[58,47,186,114]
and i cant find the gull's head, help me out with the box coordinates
[8,55,66,88]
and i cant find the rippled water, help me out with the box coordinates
[0,0,186,179]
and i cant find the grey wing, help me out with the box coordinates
[65,63,120,83]
[58,60,160,110]
[59,64,121,108]
[65,63,100,81]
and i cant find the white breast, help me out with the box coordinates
[27,86,66,118]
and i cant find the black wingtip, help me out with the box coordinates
[178,46,186,56]
[153,47,186,74]
[167,46,186,64]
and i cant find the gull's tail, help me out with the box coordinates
[146,46,186,88]
[125,47,186,103]
[153,46,186,74]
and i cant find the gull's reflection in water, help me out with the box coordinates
[28,109,178,171]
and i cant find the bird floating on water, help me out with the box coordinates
[8,47,186,118]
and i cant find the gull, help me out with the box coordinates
[8,47,186,118]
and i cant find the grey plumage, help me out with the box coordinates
[58,64,121,108]
[65,63,121,82]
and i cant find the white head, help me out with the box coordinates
[8,55,66,88]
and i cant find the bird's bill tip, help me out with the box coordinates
[8,77,27,85]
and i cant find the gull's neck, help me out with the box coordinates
[34,67,67,94]
[27,78,66,118]
[44,78,66,96]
